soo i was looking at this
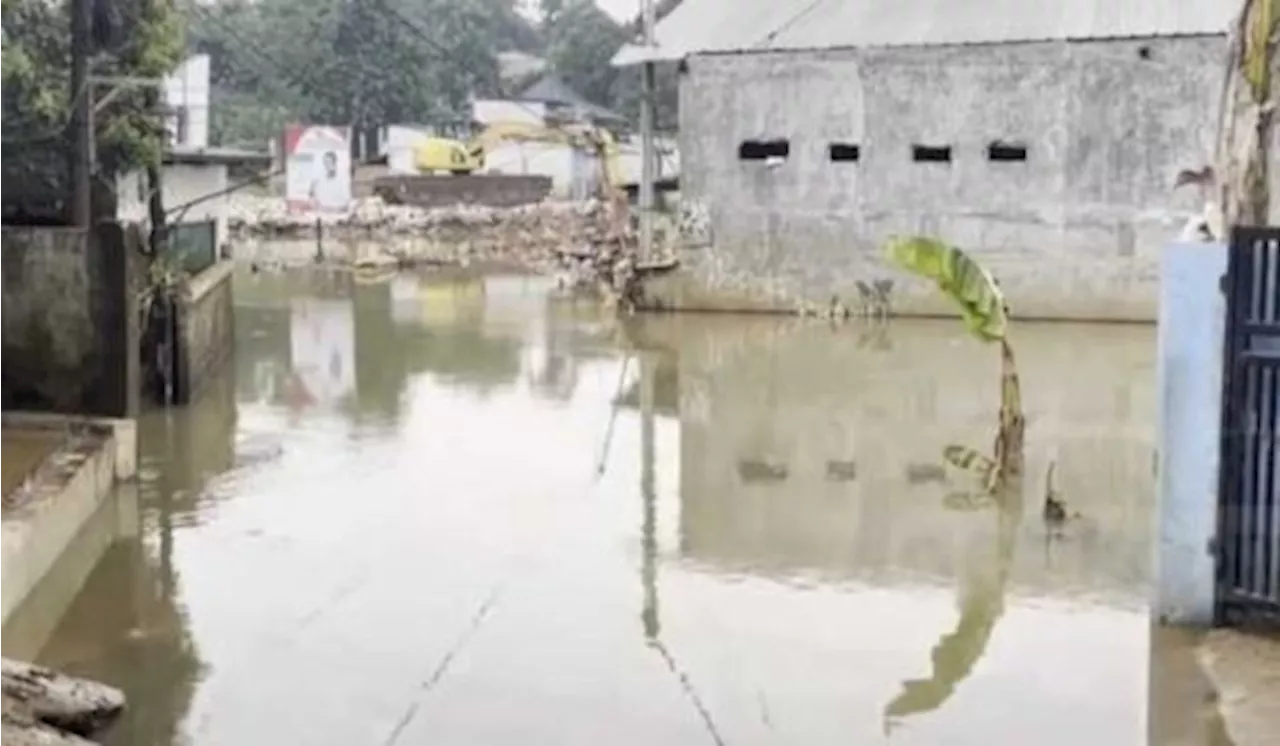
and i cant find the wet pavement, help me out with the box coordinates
[0,267,1250,745]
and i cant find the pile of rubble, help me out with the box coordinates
[227,194,605,240]
[228,195,679,311]
[237,195,636,269]
[232,195,620,269]
[2,658,125,746]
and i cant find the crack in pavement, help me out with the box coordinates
[649,638,729,746]
[381,581,509,746]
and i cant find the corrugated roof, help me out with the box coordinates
[518,74,627,122]
[612,0,1233,65]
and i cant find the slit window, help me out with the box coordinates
[828,143,861,162]
[738,139,790,161]
[987,141,1028,162]
[912,144,951,163]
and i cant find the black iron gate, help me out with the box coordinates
[1216,226,1280,625]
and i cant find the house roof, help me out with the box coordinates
[517,74,628,124]
[165,145,272,167]
[612,0,1233,65]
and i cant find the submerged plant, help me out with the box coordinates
[880,236,1029,730]
[883,236,1024,503]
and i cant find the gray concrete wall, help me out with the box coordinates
[0,418,128,624]
[1,224,142,417]
[173,259,236,405]
[667,36,1223,321]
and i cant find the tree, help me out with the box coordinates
[1214,0,1280,233]
[540,0,630,108]
[2,0,184,219]
[183,0,535,145]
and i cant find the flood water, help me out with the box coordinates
[2,268,1235,745]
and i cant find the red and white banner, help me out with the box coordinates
[283,125,352,214]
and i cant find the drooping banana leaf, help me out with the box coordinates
[883,236,1008,342]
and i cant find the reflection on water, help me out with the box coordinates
[5,267,1234,745]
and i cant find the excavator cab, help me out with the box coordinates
[412,138,481,175]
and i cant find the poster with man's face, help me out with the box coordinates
[284,125,352,214]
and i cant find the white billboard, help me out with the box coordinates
[284,124,352,214]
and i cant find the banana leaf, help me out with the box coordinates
[884,236,1008,342]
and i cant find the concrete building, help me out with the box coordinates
[116,146,270,271]
[614,0,1233,322]
[473,73,629,131]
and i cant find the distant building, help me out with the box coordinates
[117,146,271,273]
[613,0,1233,322]
[164,55,211,149]
[472,73,628,130]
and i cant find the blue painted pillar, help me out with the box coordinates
[1155,241,1228,626]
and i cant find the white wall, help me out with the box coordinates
[117,162,231,250]
[165,55,211,148]
[386,125,434,175]
[472,99,546,127]
[482,141,601,199]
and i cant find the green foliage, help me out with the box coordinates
[2,0,72,142]
[185,0,684,146]
[541,0,630,108]
[540,0,681,131]
[187,0,533,145]
[883,236,1009,342]
[2,0,185,211]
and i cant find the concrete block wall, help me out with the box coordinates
[172,260,236,405]
[669,36,1223,321]
[1,224,143,417]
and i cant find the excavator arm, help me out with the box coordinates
[465,121,624,191]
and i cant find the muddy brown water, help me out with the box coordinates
[2,268,1238,745]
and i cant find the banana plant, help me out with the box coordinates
[883,236,1024,506]
[876,237,1029,728]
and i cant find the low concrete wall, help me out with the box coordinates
[0,414,135,624]
[1154,241,1227,626]
[172,259,236,405]
[1,224,143,417]
[373,174,553,209]
[643,240,1164,322]
[0,484,138,658]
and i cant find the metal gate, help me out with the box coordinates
[1216,226,1280,624]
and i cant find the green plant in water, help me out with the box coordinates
[879,236,1028,731]
[883,236,1024,504]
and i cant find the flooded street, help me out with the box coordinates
[1,269,1235,745]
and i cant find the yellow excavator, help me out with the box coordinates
[412,120,624,190]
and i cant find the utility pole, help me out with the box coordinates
[638,0,657,261]
[69,0,93,227]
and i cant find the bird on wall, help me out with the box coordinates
[1173,165,1225,242]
